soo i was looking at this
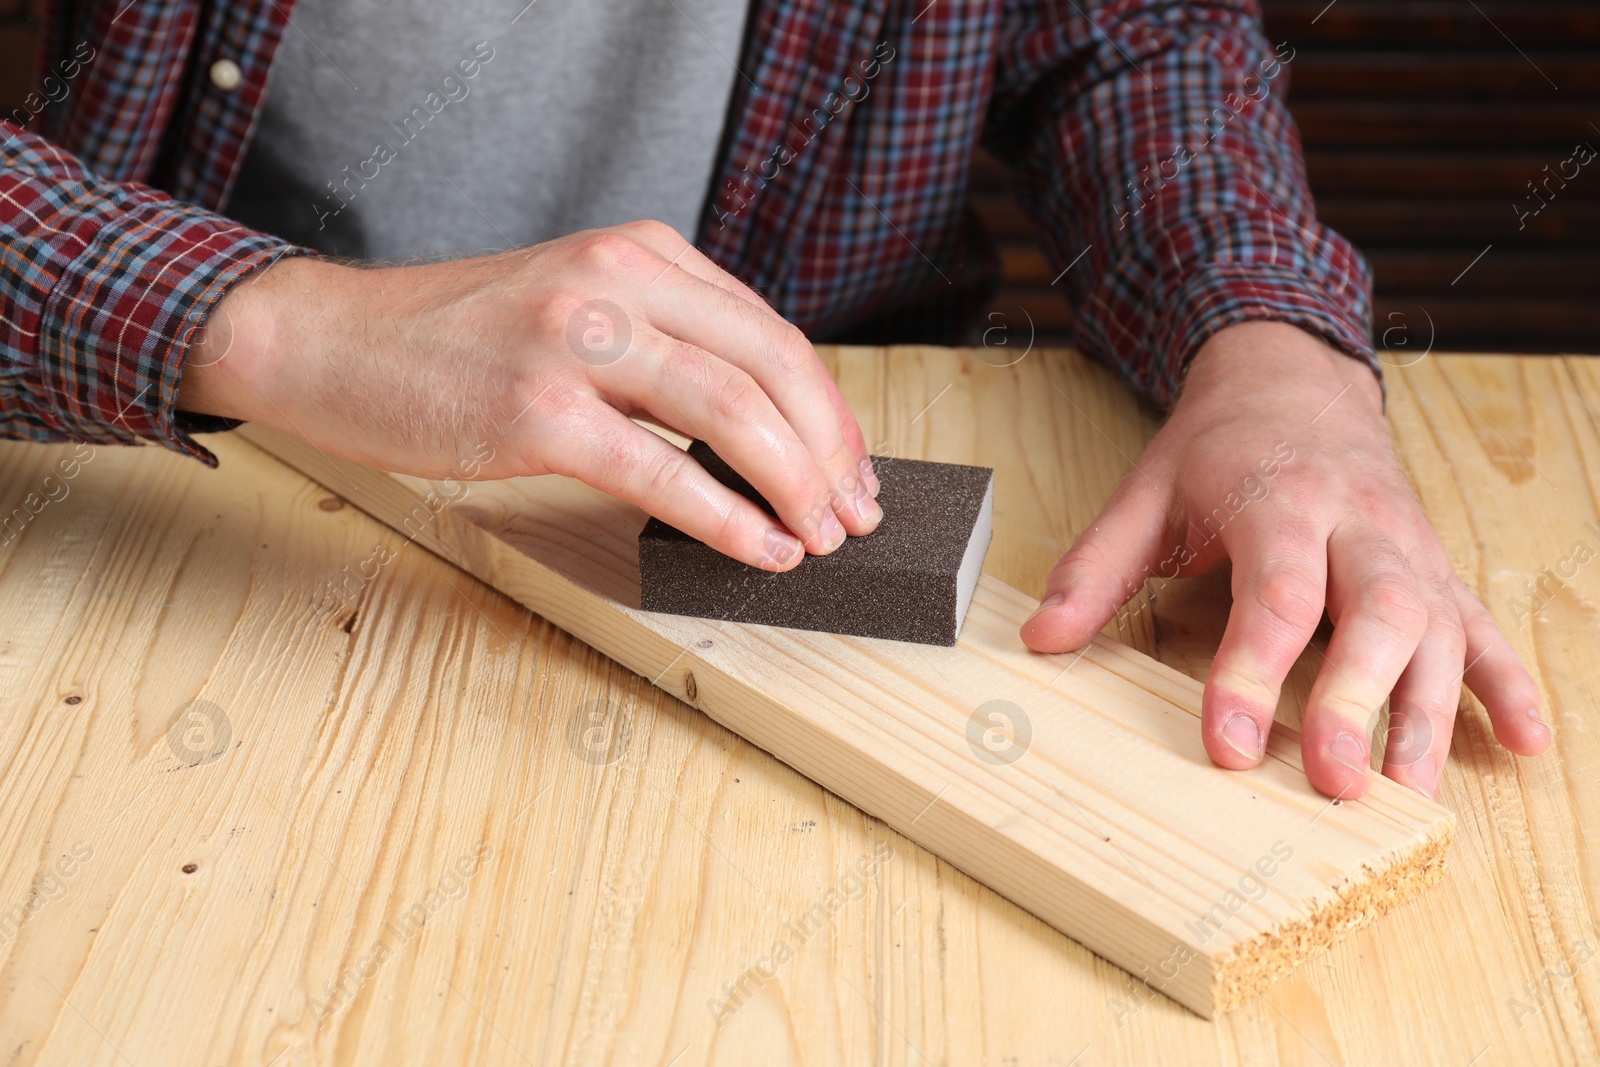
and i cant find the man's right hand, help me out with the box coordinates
[178,220,882,571]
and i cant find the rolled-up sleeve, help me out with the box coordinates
[985,0,1377,407]
[2,121,304,465]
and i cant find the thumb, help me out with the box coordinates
[1021,476,1173,653]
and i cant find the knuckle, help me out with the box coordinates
[1207,664,1279,707]
[1350,488,1391,521]
[1057,540,1142,600]
[1455,584,1497,629]
[708,506,743,553]
[1058,540,1110,579]
[639,446,695,501]
[655,340,710,391]
[1316,689,1380,727]
[1260,472,1315,513]
[825,457,861,501]
[1250,568,1326,635]
[1426,597,1468,649]
[760,322,815,379]
[1503,677,1542,711]
[1391,698,1449,728]
[626,218,682,242]
[1359,574,1428,633]
[576,232,646,273]
[546,412,633,486]
[710,369,764,428]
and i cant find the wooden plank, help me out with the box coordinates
[3,346,1595,1063]
[237,413,1454,1018]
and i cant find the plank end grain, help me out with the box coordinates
[1209,820,1454,1014]
[237,420,1457,1019]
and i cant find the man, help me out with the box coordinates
[1,0,1547,800]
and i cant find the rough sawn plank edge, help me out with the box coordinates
[235,426,1454,1018]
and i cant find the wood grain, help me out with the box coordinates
[0,345,1594,1064]
[234,418,1453,1019]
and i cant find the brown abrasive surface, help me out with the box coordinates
[638,441,994,645]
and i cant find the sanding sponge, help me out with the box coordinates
[639,441,994,645]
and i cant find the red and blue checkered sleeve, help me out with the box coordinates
[1,121,303,466]
[985,0,1378,408]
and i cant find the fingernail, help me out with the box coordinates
[820,510,846,552]
[1528,706,1544,724]
[854,474,883,524]
[762,528,804,570]
[1026,593,1065,623]
[860,457,881,497]
[1221,714,1264,762]
[1409,755,1438,799]
[1328,731,1369,775]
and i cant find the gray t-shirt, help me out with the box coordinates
[228,0,747,260]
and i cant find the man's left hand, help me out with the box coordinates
[1020,321,1550,800]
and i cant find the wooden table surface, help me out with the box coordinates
[0,346,1595,1066]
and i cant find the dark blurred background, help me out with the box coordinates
[973,1,1600,355]
[6,0,1596,355]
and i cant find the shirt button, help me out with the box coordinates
[210,58,243,91]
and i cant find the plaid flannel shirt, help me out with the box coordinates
[3,0,1375,466]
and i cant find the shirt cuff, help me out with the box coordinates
[36,202,306,467]
[1153,261,1381,409]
